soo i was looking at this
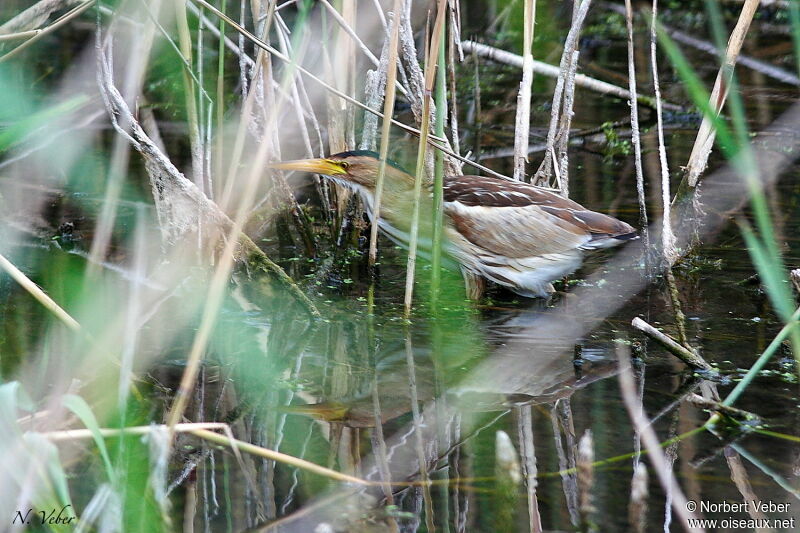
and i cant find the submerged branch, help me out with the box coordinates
[631,317,711,371]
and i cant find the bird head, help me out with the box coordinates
[271,150,413,192]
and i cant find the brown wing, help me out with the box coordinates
[443,175,635,258]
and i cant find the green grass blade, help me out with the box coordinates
[655,24,737,157]
[790,0,800,76]
[0,95,88,152]
[63,394,117,484]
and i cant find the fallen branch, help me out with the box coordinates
[686,394,759,421]
[680,0,761,191]
[631,317,712,371]
[462,40,681,111]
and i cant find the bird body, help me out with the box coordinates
[274,151,636,297]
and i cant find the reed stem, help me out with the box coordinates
[403,0,447,319]
[431,13,447,311]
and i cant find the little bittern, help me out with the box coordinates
[274,150,637,298]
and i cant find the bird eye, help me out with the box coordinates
[340,161,350,169]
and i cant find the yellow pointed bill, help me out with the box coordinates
[270,158,346,175]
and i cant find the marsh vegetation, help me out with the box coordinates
[0,0,799,531]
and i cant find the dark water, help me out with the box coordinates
[1,2,799,532]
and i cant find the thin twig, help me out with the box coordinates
[368,0,402,267]
[650,0,678,264]
[631,317,711,370]
[0,0,95,64]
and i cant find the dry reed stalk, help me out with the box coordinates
[403,0,448,318]
[471,45,482,158]
[97,36,318,453]
[199,0,507,180]
[0,0,95,64]
[679,0,760,191]
[517,406,543,533]
[550,401,579,526]
[172,0,204,190]
[631,317,710,370]
[0,252,81,332]
[327,0,356,157]
[624,0,648,233]
[215,0,227,196]
[511,0,536,181]
[88,0,161,275]
[649,0,678,264]
[368,0,402,267]
[0,29,41,41]
[555,49,580,195]
[615,343,700,533]
[723,448,770,524]
[195,428,372,485]
[370,383,399,533]
[628,462,648,533]
[194,0,442,142]
[448,8,461,157]
[533,0,591,190]
[44,422,230,441]
[664,267,689,346]
[237,0,248,99]
[319,0,408,104]
[405,334,436,531]
[494,430,522,530]
[576,430,595,531]
[360,3,397,150]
